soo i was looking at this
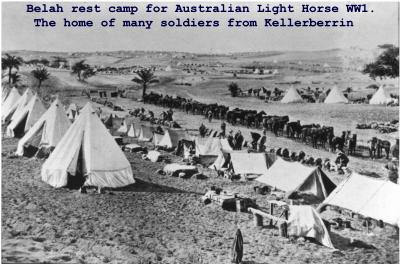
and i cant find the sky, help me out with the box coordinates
[2,1,399,53]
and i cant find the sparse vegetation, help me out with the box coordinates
[132,68,159,99]
[363,44,399,80]
[228,82,240,97]
[2,53,23,84]
[31,66,50,96]
[71,60,96,81]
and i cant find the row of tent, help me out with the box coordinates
[2,87,135,189]
[3,88,399,227]
[281,85,395,104]
[115,117,399,228]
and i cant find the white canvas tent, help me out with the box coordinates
[369,86,394,105]
[127,124,138,137]
[281,86,303,103]
[256,158,336,200]
[6,94,46,138]
[318,173,400,226]
[157,129,191,149]
[117,120,129,134]
[2,88,34,122]
[2,86,10,102]
[2,87,20,119]
[41,103,135,189]
[153,132,164,146]
[324,86,348,104]
[16,99,71,156]
[195,137,227,156]
[230,152,268,175]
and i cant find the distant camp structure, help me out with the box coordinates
[324,86,348,104]
[281,86,303,103]
[369,86,394,105]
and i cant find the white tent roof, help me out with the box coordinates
[281,86,303,103]
[324,86,348,104]
[2,88,34,122]
[6,94,46,138]
[16,99,71,156]
[153,132,164,146]
[230,152,268,175]
[41,103,134,188]
[256,158,336,199]
[369,86,394,105]
[2,87,21,118]
[318,173,400,226]
[127,124,138,137]
[195,137,227,156]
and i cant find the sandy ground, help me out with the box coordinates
[2,135,399,264]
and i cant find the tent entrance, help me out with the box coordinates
[13,113,29,138]
[66,143,87,189]
[23,123,45,157]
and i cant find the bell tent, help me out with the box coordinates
[41,103,135,189]
[16,99,71,156]
[324,86,348,104]
[281,86,303,103]
[369,86,394,105]
[2,88,34,123]
[6,94,46,138]
[256,158,336,200]
[2,87,21,119]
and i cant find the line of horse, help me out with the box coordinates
[141,92,392,159]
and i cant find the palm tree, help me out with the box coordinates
[71,60,95,81]
[31,67,50,95]
[9,73,21,85]
[132,69,159,99]
[2,53,23,84]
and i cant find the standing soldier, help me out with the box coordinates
[207,109,213,123]
[220,121,226,137]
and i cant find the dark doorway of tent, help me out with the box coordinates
[22,123,45,157]
[66,142,87,189]
[12,113,28,138]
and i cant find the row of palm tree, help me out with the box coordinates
[2,53,159,100]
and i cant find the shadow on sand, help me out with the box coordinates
[330,231,376,251]
[112,178,196,194]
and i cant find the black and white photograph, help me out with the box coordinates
[1,1,399,263]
